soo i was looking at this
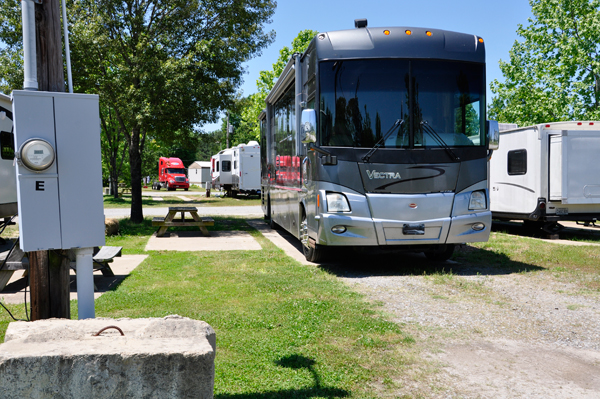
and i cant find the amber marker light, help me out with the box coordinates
[478,37,484,43]
[384,30,390,35]
[405,30,412,35]
[426,31,432,36]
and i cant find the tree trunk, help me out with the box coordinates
[129,126,144,223]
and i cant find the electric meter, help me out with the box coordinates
[18,138,55,172]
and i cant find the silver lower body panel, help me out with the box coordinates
[317,210,491,247]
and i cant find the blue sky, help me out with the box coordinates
[202,0,533,131]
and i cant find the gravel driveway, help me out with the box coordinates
[334,248,600,398]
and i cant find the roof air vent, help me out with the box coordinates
[354,19,368,29]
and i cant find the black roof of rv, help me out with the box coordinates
[311,26,485,63]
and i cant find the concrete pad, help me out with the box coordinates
[151,197,164,201]
[0,315,215,398]
[246,219,318,266]
[0,255,148,304]
[145,230,262,251]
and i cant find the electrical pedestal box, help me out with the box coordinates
[12,90,105,252]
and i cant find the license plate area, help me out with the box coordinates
[402,223,425,235]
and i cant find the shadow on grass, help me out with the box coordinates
[320,245,545,279]
[216,355,349,399]
[262,220,544,278]
[492,220,600,243]
[116,217,254,236]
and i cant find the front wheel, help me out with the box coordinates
[424,244,455,262]
[300,214,325,262]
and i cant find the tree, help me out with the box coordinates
[489,0,600,126]
[235,29,318,141]
[69,0,275,222]
[0,0,23,93]
[100,105,129,198]
[1,0,276,223]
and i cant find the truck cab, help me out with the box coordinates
[154,157,189,191]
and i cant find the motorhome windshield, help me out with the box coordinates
[319,59,485,148]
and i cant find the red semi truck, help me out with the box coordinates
[153,157,189,191]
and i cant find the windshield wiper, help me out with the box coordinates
[361,119,404,163]
[420,121,460,161]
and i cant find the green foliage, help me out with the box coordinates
[0,0,22,93]
[0,0,276,221]
[490,0,600,125]
[229,29,318,144]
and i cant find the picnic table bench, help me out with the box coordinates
[0,241,122,292]
[152,206,214,237]
[0,239,27,292]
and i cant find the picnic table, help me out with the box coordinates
[117,183,131,197]
[152,206,214,237]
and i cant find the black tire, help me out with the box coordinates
[300,213,325,262]
[184,188,188,191]
[264,196,271,220]
[425,244,455,262]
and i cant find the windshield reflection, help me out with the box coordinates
[319,59,485,148]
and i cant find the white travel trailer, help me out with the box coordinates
[211,148,233,195]
[231,141,260,196]
[0,93,17,220]
[490,121,600,231]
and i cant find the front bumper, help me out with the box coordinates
[316,211,491,247]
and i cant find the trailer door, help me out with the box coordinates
[553,130,600,204]
[240,152,260,190]
[548,133,562,201]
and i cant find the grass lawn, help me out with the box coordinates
[0,218,414,398]
[104,194,261,208]
[2,219,600,397]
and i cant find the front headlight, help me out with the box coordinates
[468,190,487,210]
[169,179,175,184]
[326,193,350,212]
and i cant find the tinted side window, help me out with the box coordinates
[507,149,527,175]
[0,131,14,160]
[222,161,231,172]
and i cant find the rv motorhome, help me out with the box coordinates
[260,21,498,262]
[490,121,600,232]
[211,148,233,195]
[231,141,260,196]
[0,93,17,220]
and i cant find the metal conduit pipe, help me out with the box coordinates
[21,0,38,91]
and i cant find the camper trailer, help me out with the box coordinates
[490,121,600,232]
[231,141,260,196]
[211,148,233,195]
[0,93,17,220]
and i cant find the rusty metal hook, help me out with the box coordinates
[92,325,124,336]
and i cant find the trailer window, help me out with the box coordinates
[0,131,14,160]
[222,160,231,172]
[507,149,527,175]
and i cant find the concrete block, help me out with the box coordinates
[0,315,215,398]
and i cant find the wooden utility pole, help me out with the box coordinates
[28,0,70,320]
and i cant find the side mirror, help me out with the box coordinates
[486,120,499,150]
[301,109,317,144]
